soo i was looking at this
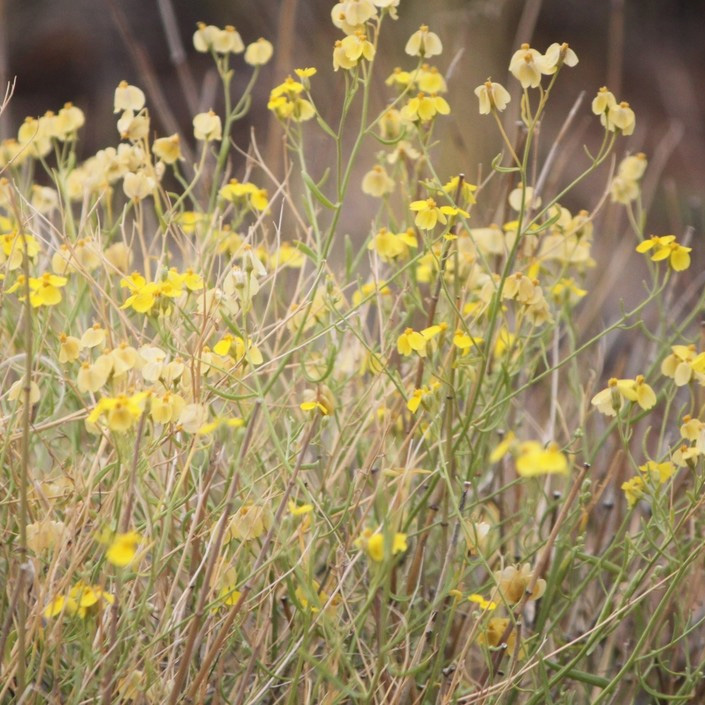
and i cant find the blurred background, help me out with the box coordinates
[1,0,704,294]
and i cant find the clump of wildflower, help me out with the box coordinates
[494,563,546,603]
[268,75,315,121]
[6,272,69,307]
[44,581,115,619]
[333,31,375,71]
[220,178,269,211]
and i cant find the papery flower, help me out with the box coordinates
[405,25,442,57]
[226,504,271,542]
[123,170,156,200]
[244,38,273,66]
[494,563,546,603]
[474,79,511,114]
[479,618,523,659]
[591,86,616,115]
[58,333,81,363]
[368,227,417,261]
[193,23,244,54]
[509,43,550,88]
[26,519,67,554]
[361,165,395,197]
[605,101,636,135]
[193,110,222,141]
[152,134,183,164]
[542,42,578,73]
[114,81,145,113]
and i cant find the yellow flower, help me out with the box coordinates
[397,327,428,357]
[542,42,578,72]
[193,110,222,141]
[591,376,656,415]
[409,198,466,230]
[288,501,314,517]
[515,441,568,477]
[591,86,617,115]
[621,476,645,507]
[196,417,245,434]
[452,329,483,351]
[361,165,395,197]
[494,563,546,603]
[106,531,141,567]
[43,594,78,619]
[468,594,497,611]
[333,31,375,71]
[87,392,147,432]
[509,43,550,88]
[113,80,145,113]
[405,25,442,57]
[152,134,183,164]
[226,504,270,542]
[636,234,691,271]
[474,79,511,114]
[401,93,450,123]
[639,460,675,484]
[216,566,242,607]
[193,23,244,54]
[479,618,523,659]
[268,76,315,122]
[7,272,68,307]
[355,528,408,562]
[59,333,81,363]
[368,227,417,260]
[244,38,274,66]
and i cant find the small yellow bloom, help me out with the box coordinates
[355,528,407,562]
[152,134,183,164]
[106,531,141,567]
[509,43,550,88]
[288,501,314,517]
[468,594,497,611]
[621,476,645,507]
[515,441,568,477]
[401,93,450,123]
